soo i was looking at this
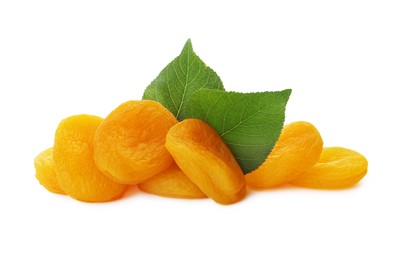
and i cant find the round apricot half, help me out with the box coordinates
[34,147,65,195]
[291,147,368,189]
[53,115,127,202]
[246,121,323,188]
[94,100,178,184]
[166,119,246,205]
[138,163,206,199]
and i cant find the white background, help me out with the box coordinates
[1,0,399,259]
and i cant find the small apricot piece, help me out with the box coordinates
[291,147,368,189]
[94,100,178,184]
[53,115,127,202]
[34,147,65,195]
[138,163,206,199]
[166,119,246,205]
[246,121,323,188]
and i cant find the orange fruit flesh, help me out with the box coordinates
[53,115,127,202]
[291,147,368,189]
[166,119,246,205]
[94,100,178,184]
[34,147,66,195]
[138,163,206,199]
[246,121,323,188]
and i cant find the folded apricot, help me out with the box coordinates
[53,115,127,202]
[166,119,246,205]
[291,147,368,189]
[34,147,65,195]
[138,163,206,199]
[246,121,323,188]
[94,100,178,184]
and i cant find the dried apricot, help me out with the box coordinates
[94,100,178,184]
[138,163,206,199]
[166,119,246,205]
[246,121,323,188]
[53,115,127,202]
[291,147,368,189]
[34,147,65,195]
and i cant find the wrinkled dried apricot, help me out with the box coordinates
[94,100,178,184]
[291,147,368,189]
[54,115,127,202]
[34,147,65,195]
[166,119,246,205]
[138,163,206,199]
[246,121,323,188]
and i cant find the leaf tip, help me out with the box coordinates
[183,38,193,52]
[281,88,292,100]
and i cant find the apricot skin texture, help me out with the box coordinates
[138,163,206,199]
[34,147,66,195]
[53,115,127,202]
[246,121,323,188]
[165,119,246,205]
[291,147,368,189]
[94,100,178,184]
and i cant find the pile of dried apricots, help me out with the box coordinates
[34,99,368,205]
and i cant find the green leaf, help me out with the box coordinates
[142,39,224,120]
[183,88,292,173]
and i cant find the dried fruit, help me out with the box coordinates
[94,100,178,184]
[54,115,127,202]
[166,118,246,205]
[138,163,206,199]
[291,147,368,189]
[246,121,323,188]
[34,147,65,195]
[35,40,369,205]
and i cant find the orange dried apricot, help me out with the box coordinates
[94,100,178,184]
[291,147,368,189]
[34,147,65,195]
[246,121,323,188]
[165,119,246,205]
[53,115,127,202]
[138,163,206,199]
